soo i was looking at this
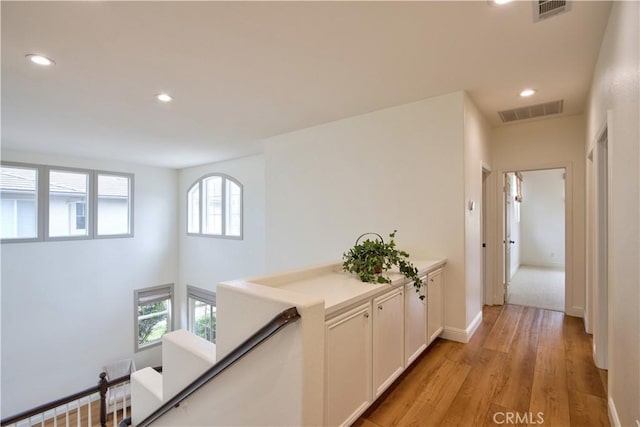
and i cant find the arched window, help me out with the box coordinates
[187,174,243,238]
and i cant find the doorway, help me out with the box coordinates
[503,168,566,312]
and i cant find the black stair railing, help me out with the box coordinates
[0,367,161,427]
[135,306,301,427]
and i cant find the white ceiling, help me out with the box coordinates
[1,1,612,169]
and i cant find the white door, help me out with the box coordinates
[325,303,372,427]
[404,280,427,365]
[427,269,444,344]
[372,289,404,398]
[504,173,513,303]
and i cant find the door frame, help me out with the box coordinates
[592,119,610,369]
[503,172,514,304]
[494,161,575,316]
[482,164,491,305]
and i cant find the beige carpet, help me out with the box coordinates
[507,265,565,312]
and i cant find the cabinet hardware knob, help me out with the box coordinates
[378,306,383,310]
[364,313,369,318]
[430,278,434,282]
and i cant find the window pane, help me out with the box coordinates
[225,180,241,237]
[191,298,216,343]
[138,299,170,346]
[187,183,200,233]
[0,166,38,239]
[97,174,130,235]
[49,170,89,237]
[203,176,222,235]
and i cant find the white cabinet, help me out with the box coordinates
[405,277,427,366]
[325,302,372,427]
[324,263,445,427]
[372,288,405,398]
[427,268,444,344]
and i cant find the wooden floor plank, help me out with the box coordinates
[483,304,524,353]
[538,308,565,348]
[366,340,452,426]
[492,306,543,412]
[393,358,471,427]
[438,348,507,427]
[599,368,608,395]
[481,305,504,326]
[357,305,609,427]
[417,358,471,407]
[529,310,572,427]
[568,389,610,427]
[564,315,606,397]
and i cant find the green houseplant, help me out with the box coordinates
[342,230,424,300]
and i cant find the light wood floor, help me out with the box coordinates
[356,304,609,427]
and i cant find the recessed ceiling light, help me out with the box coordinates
[493,0,512,4]
[26,54,55,66]
[155,93,173,103]
[520,89,536,97]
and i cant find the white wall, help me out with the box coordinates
[0,150,178,417]
[463,94,491,332]
[177,155,266,328]
[490,115,585,316]
[585,1,639,425]
[520,169,565,268]
[264,92,474,334]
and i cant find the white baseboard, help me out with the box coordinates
[467,311,483,339]
[520,262,565,270]
[608,396,621,427]
[440,326,468,343]
[441,311,483,344]
[566,306,584,318]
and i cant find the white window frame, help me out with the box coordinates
[94,170,135,239]
[187,285,217,343]
[0,163,41,243]
[0,161,134,243]
[134,283,174,352]
[186,173,243,239]
[46,166,92,241]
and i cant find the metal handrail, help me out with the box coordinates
[136,306,301,427]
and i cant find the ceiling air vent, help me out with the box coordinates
[498,100,563,123]
[533,0,571,22]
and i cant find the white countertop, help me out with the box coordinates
[249,259,446,317]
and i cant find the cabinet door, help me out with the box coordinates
[405,278,427,366]
[427,269,444,344]
[372,288,405,398]
[326,303,372,427]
